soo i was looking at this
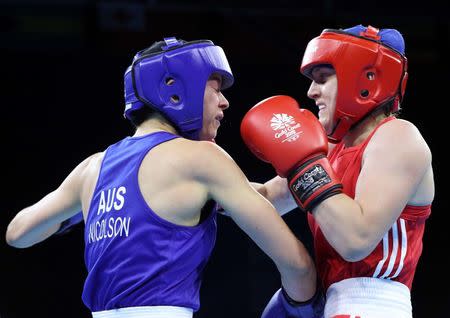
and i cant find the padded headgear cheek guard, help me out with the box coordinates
[124,38,234,140]
[300,26,408,143]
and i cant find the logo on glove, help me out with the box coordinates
[290,164,331,201]
[271,113,303,143]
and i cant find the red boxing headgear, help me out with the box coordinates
[300,25,408,143]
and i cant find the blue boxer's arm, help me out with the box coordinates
[54,212,84,235]
[261,287,324,318]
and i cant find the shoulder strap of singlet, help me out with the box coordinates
[330,116,396,159]
[358,116,396,154]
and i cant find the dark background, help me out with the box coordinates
[2,0,449,317]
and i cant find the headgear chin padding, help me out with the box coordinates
[300,25,408,143]
[124,37,234,140]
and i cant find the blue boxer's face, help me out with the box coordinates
[199,75,229,141]
[307,65,337,135]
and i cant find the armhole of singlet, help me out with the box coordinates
[199,199,216,223]
[328,142,345,162]
[133,134,216,230]
[359,117,397,155]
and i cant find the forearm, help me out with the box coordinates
[312,194,378,261]
[6,206,62,248]
[225,195,316,300]
[276,243,317,302]
[6,191,81,248]
[251,177,297,216]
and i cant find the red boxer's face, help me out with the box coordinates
[307,65,337,135]
[200,74,229,141]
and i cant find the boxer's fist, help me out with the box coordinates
[261,288,325,318]
[240,95,342,212]
[240,95,327,177]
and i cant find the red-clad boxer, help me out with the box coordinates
[243,25,433,318]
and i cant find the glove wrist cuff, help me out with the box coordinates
[281,286,322,306]
[288,155,342,212]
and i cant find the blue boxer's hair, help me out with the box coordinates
[124,37,234,140]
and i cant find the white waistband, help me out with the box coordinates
[92,306,193,318]
[325,277,412,318]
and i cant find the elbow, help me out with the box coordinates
[336,238,374,262]
[340,248,368,262]
[5,223,31,249]
[5,229,20,248]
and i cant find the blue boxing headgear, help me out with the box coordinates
[124,37,234,140]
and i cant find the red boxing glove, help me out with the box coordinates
[240,95,342,212]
